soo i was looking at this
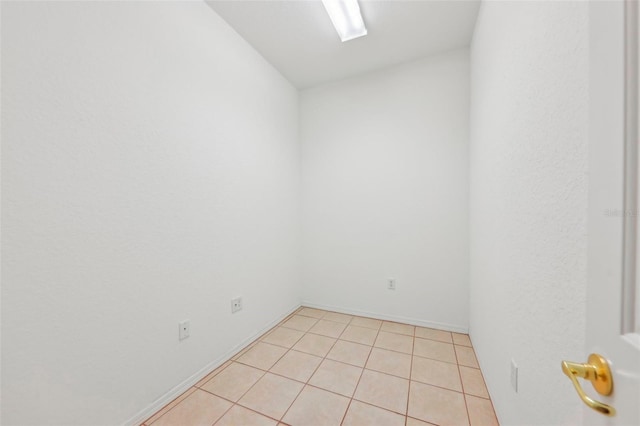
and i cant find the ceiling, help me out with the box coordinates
[206,0,481,89]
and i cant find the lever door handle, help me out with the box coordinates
[561,353,615,416]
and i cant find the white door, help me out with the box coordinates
[569,0,640,424]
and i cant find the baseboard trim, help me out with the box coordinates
[122,302,301,426]
[301,301,469,334]
[467,335,502,424]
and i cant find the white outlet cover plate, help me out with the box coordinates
[231,297,243,313]
[179,320,190,341]
[388,278,396,290]
[510,359,518,392]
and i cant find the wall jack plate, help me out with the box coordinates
[388,278,396,290]
[179,320,190,341]
[231,297,243,313]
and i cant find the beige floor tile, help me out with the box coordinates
[366,348,411,378]
[262,327,304,348]
[455,346,480,368]
[308,319,348,338]
[281,315,318,332]
[233,341,258,360]
[354,370,409,415]
[374,331,413,354]
[238,373,304,420]
[237,342,288,371]
[411,357,462,392]
[215,405,278,426]
[201,362,265,401]
[406,417,438,426]
[308,359,363,397]
[415,327,453,344]
[350,316,383,330]
[408,381,469,426]
[145,388,197,424]
[282,385,350,426]
[413,338,456,364]
[279,313,297,326]
[452,333,472,347]
[459,366,489,398]
[297,307,326,319]
[152,389,232,426]
[326,340,372,367]
[466,395,498,426]
[195,361,232,388]
[292,333,336,357]
[381,321,415,336]
[270,350,323,382]
[340,325,378,345]
[323,311,353,324]
[342,400,406,426]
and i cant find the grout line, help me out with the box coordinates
[194,360,234,389]
[296,306,327,318]
[291,336,338,357]
[209,392,237,424]
[254,327,309,364]
[278,314,343,423]
[346,398,412,421]
[196,352,278,424]
[411,378,490,399]
[456,365,492,400]
[279,322,320,333]
[412,339,482,368]
[349,397,409,418]
[198,386,284,424]
[452,344,481,369]
[454,339,472,426]
[304,327,352,340]
[227,328,309,423]
[407,415,437,425]
[405,329,415,425]
[143,387,197,425]
[469,349,501,418]
[339,315,381,425]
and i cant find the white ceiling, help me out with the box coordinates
[206,0,480,89]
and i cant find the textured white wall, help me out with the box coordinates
[300,50,470,331]
[469,1,588,424]
[1,2,300,424]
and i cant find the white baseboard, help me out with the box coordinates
[123,302,301,426]
[301,301,469,334]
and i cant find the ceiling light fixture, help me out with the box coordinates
[321,0,368,42]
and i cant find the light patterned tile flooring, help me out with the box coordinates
[142,307,499,426]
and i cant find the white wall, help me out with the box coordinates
[469,1,588,424]
[300,50,470,332]
[1,2,300,424]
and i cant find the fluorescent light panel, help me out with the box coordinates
[322,0,367,42]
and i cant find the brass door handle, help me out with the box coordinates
[561,353,615,416]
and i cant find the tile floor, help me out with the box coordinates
[143,307,499,426]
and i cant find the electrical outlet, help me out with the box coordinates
[511,359,518,392]
[387,278,396,290]
[231,297,243,313]
[178,320,190,341]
